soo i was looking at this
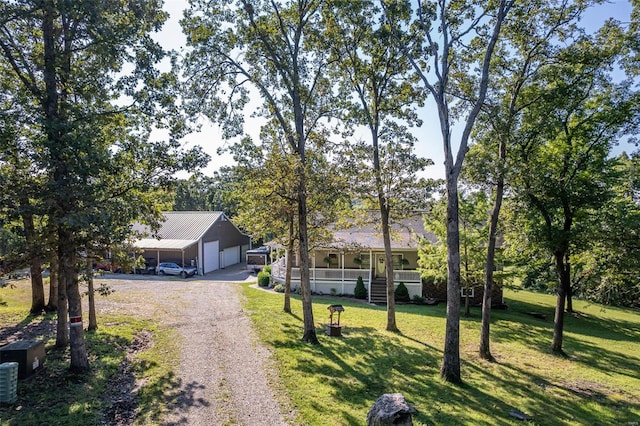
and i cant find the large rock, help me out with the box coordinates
[366,393,417,426]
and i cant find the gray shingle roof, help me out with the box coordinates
[328,214,436,250]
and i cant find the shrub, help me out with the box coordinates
[263,265,272,274]
[354,276,367,299]
[257,271,270,287]
[273,284,285,293]
[412,295,426,304]
[330,288,337,296]
[395,282,410,302]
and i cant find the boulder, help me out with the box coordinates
[366,393,417,426]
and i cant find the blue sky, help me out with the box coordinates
[156,0,635,180]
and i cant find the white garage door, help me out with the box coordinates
[203,241,219,273]
[221,246,240,269]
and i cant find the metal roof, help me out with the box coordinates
[132,211,224,249]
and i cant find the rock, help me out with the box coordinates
[366,393,417,426]
[509,409,532,421]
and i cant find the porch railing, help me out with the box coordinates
[271,259,419,285]
[392,270,422,284]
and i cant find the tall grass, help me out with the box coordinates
[243,285,640,425]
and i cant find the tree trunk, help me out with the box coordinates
[297,165,318,344]
[29,255,45,315]
[284,216,294,314]
[46,252,58,312]
[43,0,88,371]
[21,208,45,314]
[381,205,398,332]
[551,251,569,355]
[462,240,470,318]
[60,233,89,371]
[565,283,574,313]
[87,258,97,332]
[55,247,69,348]
[464,291,470,318]
[441,175,462,383]
[480,139,505,362]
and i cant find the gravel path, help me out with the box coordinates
[95,268,293,425]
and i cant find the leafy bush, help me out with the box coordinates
[354,276,367,299]
[257,271,270,287]
[395,282,410,302]
[412,295,425,304]
[330,288,337,296]
[273,284,285,293]
[263,265,272,274]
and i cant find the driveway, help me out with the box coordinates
[95,264,294,425]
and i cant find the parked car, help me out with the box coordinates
[156,262,197,278]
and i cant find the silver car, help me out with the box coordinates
[156,262,197,278]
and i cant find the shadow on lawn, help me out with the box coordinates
[269,293,640,424]
[491,299,640,380]
[0,312,57,345]
[482,360,640,423]
[271,321,537,424]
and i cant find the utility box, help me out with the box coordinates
[0,340,46,379]
[0,362,18,404]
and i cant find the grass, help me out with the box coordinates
[242,285,640,425]
[0,279,179,426]
[2,278,639,425]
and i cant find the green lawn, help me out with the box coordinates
[242,285,640,425]
[2,279,638,425]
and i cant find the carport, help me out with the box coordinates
[133,238,199,271]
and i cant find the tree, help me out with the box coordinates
[519,153,640,308]
[0,0,199,371]
[182,0,339,343]
[226,124,348,314]
[225,133,300,313]
[323,0,431,332]
[384,0,515,383]
[464,0,594,361]
[419,189,489,317]
[0,46,49,314]
[508,23,640,354]
[172,172,237,214]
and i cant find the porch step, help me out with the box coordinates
[370,280,387,304]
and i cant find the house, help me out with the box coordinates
[270,213,503,306]
[270,214,430,303]
[133,211,250,275]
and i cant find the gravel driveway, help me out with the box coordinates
[95,266,294,425]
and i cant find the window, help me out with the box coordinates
[324,253,339,268]
[360,253,371,270]
[392,255,402,269]
[460,288,475,298]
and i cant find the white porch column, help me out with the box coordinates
[368,249,373,303]
[341,252,345,294]
[312,251,316,292]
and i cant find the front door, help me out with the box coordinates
[375,254,386,278]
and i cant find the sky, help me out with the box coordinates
[155,0,635,181]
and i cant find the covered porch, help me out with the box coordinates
[270,249,422,304]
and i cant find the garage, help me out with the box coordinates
[220,245,240,269]
[203,241,220,273]
[133,212,251,276]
